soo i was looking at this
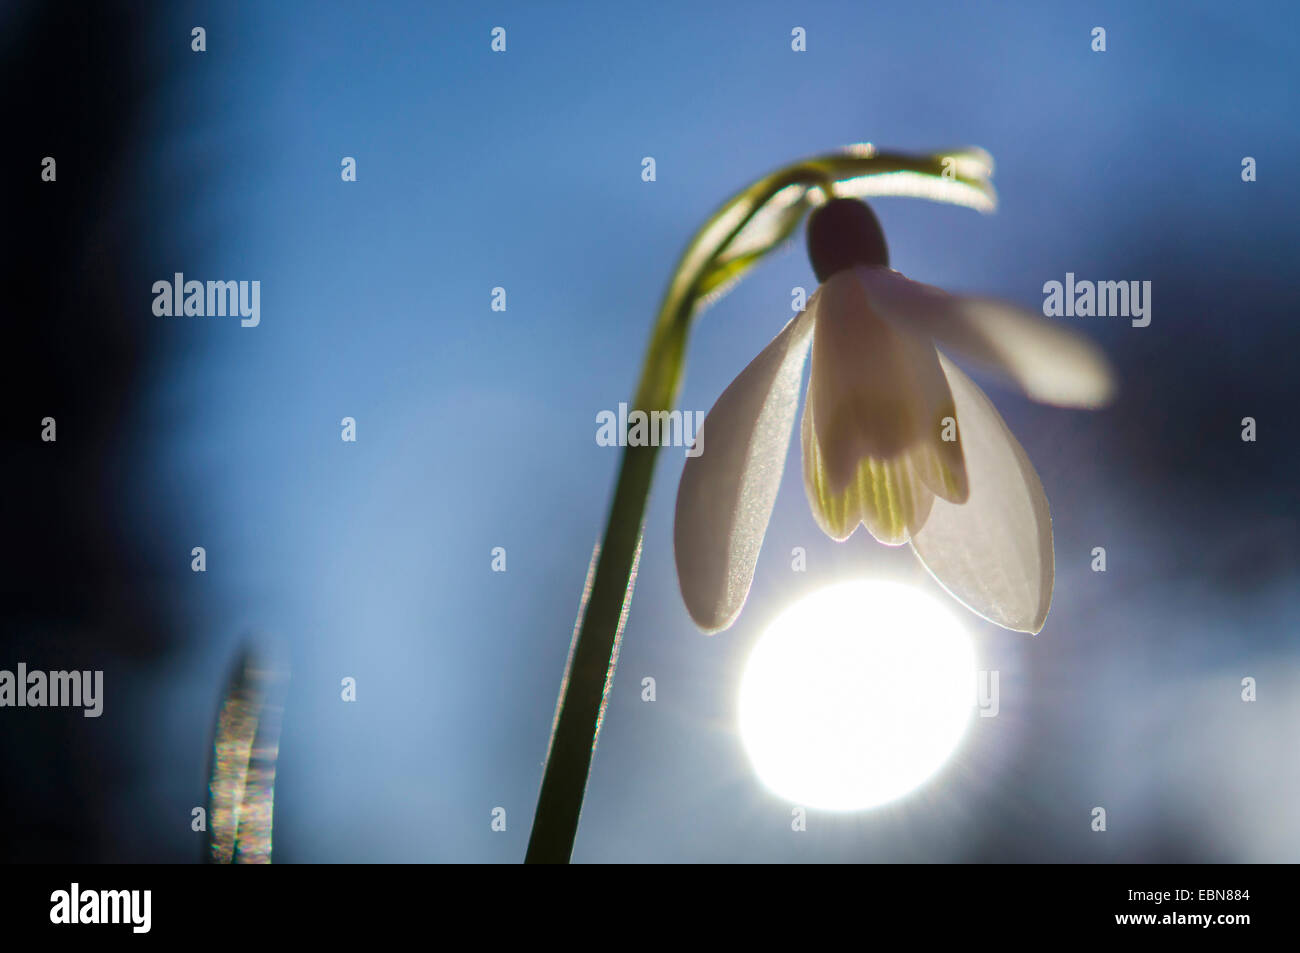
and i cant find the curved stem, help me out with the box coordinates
[523,175,802,864]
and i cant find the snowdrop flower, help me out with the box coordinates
[674,198,1115,635]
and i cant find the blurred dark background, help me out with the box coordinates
[2,0,1297,862]
[2,0,175,862]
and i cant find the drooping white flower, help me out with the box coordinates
[674,198,1115,635]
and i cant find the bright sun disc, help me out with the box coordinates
[739,580,976,811]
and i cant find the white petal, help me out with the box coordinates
[674,307,815,633]
[857,266,1116,408]
[911,354,1053,633]
[801,368,937,545]
[809,268,964,497]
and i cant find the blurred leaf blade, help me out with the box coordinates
[206,643,289,864]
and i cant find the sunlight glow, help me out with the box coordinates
[739,580,976,811]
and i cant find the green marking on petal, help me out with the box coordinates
[801,392,936,546]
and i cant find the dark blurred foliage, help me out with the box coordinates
[0,0,171,862]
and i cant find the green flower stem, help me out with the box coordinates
[524,146,995,864]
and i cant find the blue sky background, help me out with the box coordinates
[88,0,1300,861]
